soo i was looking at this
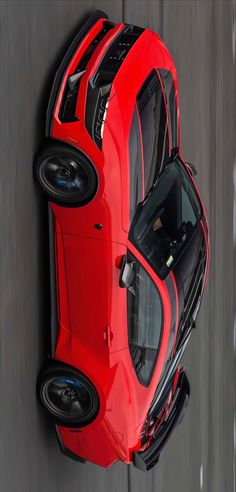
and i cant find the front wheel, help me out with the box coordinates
[34,141,98,206]
[37,362,100,427]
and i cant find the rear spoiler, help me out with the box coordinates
[133,369,190,471]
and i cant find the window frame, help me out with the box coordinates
[136,69,170,196]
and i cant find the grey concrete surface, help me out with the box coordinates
[0,1,235,491]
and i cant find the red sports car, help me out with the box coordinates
[35,10,209,471]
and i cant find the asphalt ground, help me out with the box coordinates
[0,1,235,491]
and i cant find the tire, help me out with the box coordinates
[34,140,98,207]
[37,361,100,427]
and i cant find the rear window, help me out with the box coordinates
[137,69,169,195]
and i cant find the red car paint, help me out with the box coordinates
[44,12,209,467]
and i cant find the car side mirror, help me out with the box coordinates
[119,256,134,288]
[185,162,197,176]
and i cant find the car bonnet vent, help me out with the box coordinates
[86,24,144,148]
[75,21,114,72]
[98,25,144,75]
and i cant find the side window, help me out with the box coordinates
[181,186,198,225]
[127,252,163,386]
[137,69,169,195]
[129,107,143,221]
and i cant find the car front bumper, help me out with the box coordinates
[45,10,108,136]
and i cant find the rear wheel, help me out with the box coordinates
[37,362,100,427]
[34,141,98,206]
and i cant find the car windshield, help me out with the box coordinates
[132,158,202,279]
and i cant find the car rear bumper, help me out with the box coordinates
[133,370,190,471]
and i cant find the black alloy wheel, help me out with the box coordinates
[34,140,98,206]
[37,362,100,427]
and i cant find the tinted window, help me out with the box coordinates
[131,159,201,279]
[129,107,143,221]
[137,70,169,195]
[128,253,163,386]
